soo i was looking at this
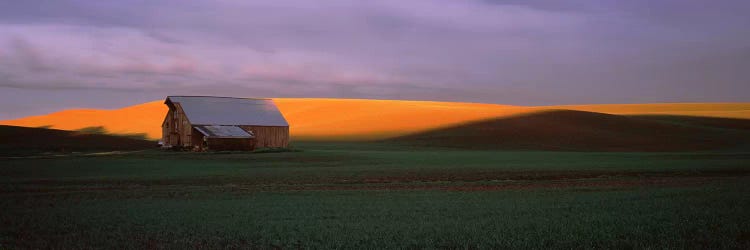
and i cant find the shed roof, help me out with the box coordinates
[166,96,288,126]
[193,125,254,138]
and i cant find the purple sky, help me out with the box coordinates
[1,0,749,119]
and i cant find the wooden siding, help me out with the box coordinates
[175,103,193,147]
[191,128,205,149]
[161,113,171,144]
[161,102,194,147]
[206,137,255,151]
[239,125,289,148]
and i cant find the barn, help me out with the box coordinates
[161,96,289,151]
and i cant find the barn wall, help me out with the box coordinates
[173,103,193,147]
[239,126,289,148]
[162,108,181,146]
[206,138,255,151]
[191,128,205,150]
[178,103,193,146]
[161,102,194,148]
[161,112,171,145]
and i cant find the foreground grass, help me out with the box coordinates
[2,181,749,249]
[1,143,749,248]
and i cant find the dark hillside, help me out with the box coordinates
[0,125,155,156]
[388,110,750,151]
[630,115,750,131]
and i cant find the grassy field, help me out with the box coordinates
[2,142,750,249]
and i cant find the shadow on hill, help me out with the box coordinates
[75,126,150,140]
[0,125,156,156]
[628,115,750,131]
[387,110,750,152]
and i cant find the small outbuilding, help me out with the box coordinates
[161,96,289,151]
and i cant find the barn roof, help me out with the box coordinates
[166,96,289,126]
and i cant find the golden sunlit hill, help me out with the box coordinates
[274,98,532,140]
[1,99,750,146]
[0,101,167,140]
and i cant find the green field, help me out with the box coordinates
[2,142,750,249]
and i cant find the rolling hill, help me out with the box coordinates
[1,98,749,143]
[0,125,155,156]
[0,99,533,140]
[387,110,750,151]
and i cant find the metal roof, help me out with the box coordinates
[193,125,254,138]
[166,96,289,126]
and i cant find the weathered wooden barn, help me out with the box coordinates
[161,96,289,151]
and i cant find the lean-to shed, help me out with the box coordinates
[161,96,289,150]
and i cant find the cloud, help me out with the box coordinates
[0,1,582,92]
[0,0,749,115]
